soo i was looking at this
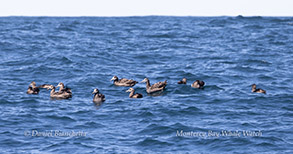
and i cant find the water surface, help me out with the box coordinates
[0,16,292,153]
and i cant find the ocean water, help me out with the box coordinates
[0,16,292,153]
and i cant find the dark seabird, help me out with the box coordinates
[126,88,143,98]
[56,82,72,94]
[251,84,266,94]
[141,78,167,94]
[178,78,187,84]
[27,81,40,94]
[48,85,72,99]
[92,88,105,102]
[191,80,205,89]
[110,76,137,87]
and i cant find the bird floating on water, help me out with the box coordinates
[141,78,167,94]
[191,80,205,89]
[56,82,72,94]
[251,84,266,94]
[92,88,105,102]
[111,76,138,87]
[48,85,72,99]
[27,81,40,94]
[126,88,143,98]
[178,78,187,84]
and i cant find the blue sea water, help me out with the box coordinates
[0,16,292,153]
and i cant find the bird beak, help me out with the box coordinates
[110,77,114,81]
[126,89,130,92]
[93,89,98,94]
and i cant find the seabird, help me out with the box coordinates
[191,80,205,89]
[251,84,266,94]
[126,88,143,98]
[110,76,137,87]
[27,81,40,94]
[178,78,187,84]
[92,88,105,102]
[48,85,72,99]
[141,78,167,93]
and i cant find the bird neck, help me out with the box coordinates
[50,88,55,94]
[129,91,135,98]
[59,85,64,91]
[145,80,151,88]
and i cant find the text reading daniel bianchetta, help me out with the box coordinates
[24,130,87,137]
[176,130,262,138]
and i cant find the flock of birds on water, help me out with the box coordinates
[27,75,266,103]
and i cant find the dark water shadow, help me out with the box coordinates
[147,90,167,97]
[93,101,104,109]
[50,97,72,101]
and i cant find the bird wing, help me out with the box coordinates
[64,88,72,93]
[199,81,205,86]
[98,94,105,98]
[59,87,71,93]
[119,78,129,83]
[120,78,137,84]
[151,81,167,89]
